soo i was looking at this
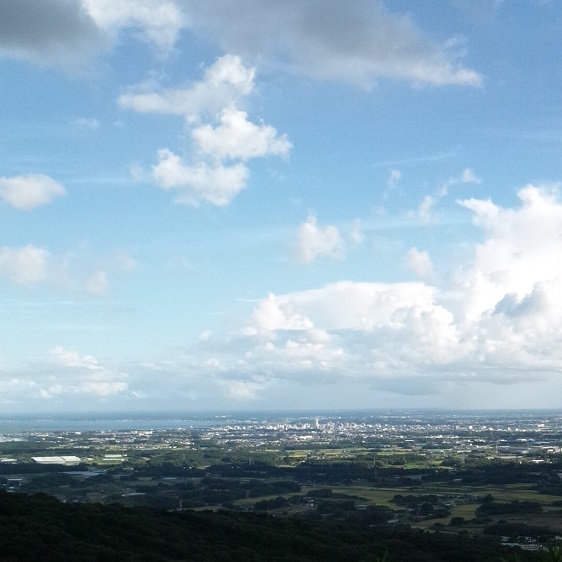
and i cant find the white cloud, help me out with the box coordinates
[84,270,109,296]
[418,167,482,221]
[245,292,315,334]
[51,345,103,371]
[406,247,434,278]
[0,245,126,295]
[72,117,100,129]
[1,1,481,90]
[7,185,561,405]
[455,184,562,319]
[0,245,50,285]
[236,281,470,385]
[0,174,65,210]
[63,177,562,408]
[119,55,255,121]
[205,52,256,96]
[204,184,562,396]
[124,55,289,206]
[183,0,481,87]
[192,108,291,160]
[83,0,186,52]
[152,149,249,206]
[439,168,481,196]
[80,381,128,397]
[219,379,264,400]
[457,197,499,227]
[388,169,401,189]
[294,215,345,263]
[348,220,364,246]
[418,194,435,223]
[246,281,439,334]
[462,167,481,184]
[49,346,128,398]
[0,378,38,404]
[222,280,462,398]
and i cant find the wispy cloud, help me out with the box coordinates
[418,167,481,222]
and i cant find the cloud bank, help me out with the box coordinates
[183,0,482,87]
[0,0,184,64]
[183,185,562,399]
[0,0,102,63]
[0,244,133,295]
[8,186,561,408]
[1,1,481,89]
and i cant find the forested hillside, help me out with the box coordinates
[0,490,538,562]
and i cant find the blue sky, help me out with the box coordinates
[2,0,562,412]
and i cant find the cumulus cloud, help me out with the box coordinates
[218,379,265,400]
[48,345,128,398]
[118,54,255,121]
[197,184,562,399]
[0,245,126,295]
[124,55,291,206]
[246,281,441,334]
[92,183,562,406]
[183,0,481,87]
[0,378,38,405]
[294,215,345,263]
[51,345,103,371]
[406,247,434,278]
[152,149,249,206]
[0,174,65,210]
[82,0,186,52]
[0,245,51,285]
[245,292,315,334]
[80,381,128,397]
[192,108,291,160]
[455,184,562,319]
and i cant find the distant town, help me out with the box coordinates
[2,410,561,466]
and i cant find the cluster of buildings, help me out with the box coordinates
[0,411,561,466]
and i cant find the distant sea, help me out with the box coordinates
[0,409,560,434]
[0,412,250,433]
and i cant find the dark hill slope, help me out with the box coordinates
[0,491,533,562]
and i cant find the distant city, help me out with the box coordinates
[2,410,562,465]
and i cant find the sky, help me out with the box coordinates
[2,0,562,413]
